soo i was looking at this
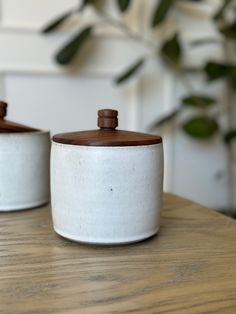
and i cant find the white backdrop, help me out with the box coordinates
[0,0,229,209]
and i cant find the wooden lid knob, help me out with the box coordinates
[98,109,118,130]
[0,101,7,119]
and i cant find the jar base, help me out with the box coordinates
[0,199,50,212]
[53,226,160,246]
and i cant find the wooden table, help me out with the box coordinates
[0,194,236,313]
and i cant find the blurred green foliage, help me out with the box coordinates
[42,0,236,144]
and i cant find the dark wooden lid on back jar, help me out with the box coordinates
[0,101,38,133]
[53,109,162,147]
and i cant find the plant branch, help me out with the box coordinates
[95,8,157,50]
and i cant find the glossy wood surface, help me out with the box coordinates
[0,194,235,313]
[97,109,118,130]
[0,101,37,133]
[53,129,162,146]
[53,109,162,146]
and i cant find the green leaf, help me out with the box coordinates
[79,0,102,11]
[115,59,145,84]
[182,95,216,108]
[55,26,93,65]
[151,0,174,27]
[149,108,180,130]
[161,33,182,66]
[182,116,218,139]
[204,61,236,88]
[224,130,236,144]
[220,20,236,39]
[204,62,228,81]
[42,11,72,33]
[117,0,131,12]
[81,0,95,6]
[214,0,232,20]
[227,66,236,89]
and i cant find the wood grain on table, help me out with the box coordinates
[0,194,235,314]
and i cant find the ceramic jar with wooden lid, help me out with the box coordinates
[0,101,50,211]
[51,109,163,245]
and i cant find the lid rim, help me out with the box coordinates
[52,139,162,147]
[53,129,162,147]
[0,101,39,133]
[0,129,50,135]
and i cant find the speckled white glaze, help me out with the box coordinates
[51,142,163,244]
[0,131,50,211]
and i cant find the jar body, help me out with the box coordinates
[51,142,163,244]
[0,131,50,211]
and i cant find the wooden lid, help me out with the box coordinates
[53,109,162,147]
[0,101,38,133]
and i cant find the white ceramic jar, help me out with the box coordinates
[0,101,50,211]
[51,109,163,245]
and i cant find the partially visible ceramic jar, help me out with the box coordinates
[0,101,50,211]
[51,109,164,245]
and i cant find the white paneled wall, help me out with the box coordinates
[0,0,229,210]
[1,0,78,30]
[4,74,139,133]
